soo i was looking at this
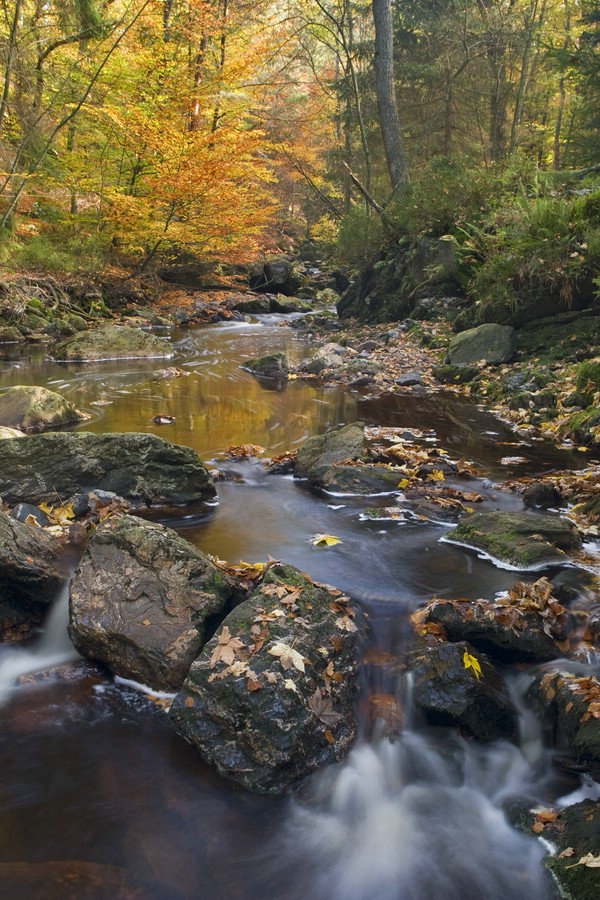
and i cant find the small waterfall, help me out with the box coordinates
[276,733,552,900]
[0,584,78,703]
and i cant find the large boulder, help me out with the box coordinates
[52,325,172,361]
[443,511,581,568]
[0,385,87,433]
[0,432,216,508]
[248,256,308,296]
[170,563,361,794]
[337,236,461,324]
[410,640,517,740]
[447,324,516,365]
[529,671,600,782]
[294,423,399,493]
[0,509,65,640]
[541,800,600,900]
[415,578,572,663]
[297,342,348,374]
[241,352,289,379]
[69,516,233,691]
[295,423,365,480]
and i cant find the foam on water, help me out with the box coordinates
[0,585,78,703]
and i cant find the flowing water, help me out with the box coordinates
[0,316,598,899]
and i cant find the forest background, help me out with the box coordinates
[0,0,599,306]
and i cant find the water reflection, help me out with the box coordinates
[0,317,597,899]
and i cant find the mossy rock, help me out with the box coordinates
[0,385,87,433]
[444,511,581,569]
[432,364,480,384]
[170,563,361,794]
[542,801,600,900]
[52,325,173,361]
[241,352,289,378]
[0,326,23,343]
[69,515,233,691]
[21,313,50,332]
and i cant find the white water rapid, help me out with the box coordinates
[0,585,78,703]
[276,732,553,900]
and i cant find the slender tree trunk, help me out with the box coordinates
[211,0,228,134]
[371,0,409,188]
[0,0,23,136]
[554,5,571,170]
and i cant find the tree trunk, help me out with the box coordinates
[371,0,409,188]
[0,0,23,137]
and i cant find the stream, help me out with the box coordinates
[0,315,598,899]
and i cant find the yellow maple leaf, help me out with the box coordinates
[463,650,483,680]
[426,468,445,482]
[310,533,342,547]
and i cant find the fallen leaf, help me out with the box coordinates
[210,626,247,668]
[463,650,483,680]
[310,533,343,547]
[284,678,299,693]
[336,615,358,633]
[307,688,343,726]
[268,642,307,673]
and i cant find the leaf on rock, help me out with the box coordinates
[336,615,358,633]
[268,642,307,672]
[284,678,299,693]
[210,626,247,667]
[426,468,445,482]
[463,650,483,680]
[307,688,343,726]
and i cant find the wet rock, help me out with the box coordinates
[241,352,289,379]
[395,371,423,387]
[528,671,600,781]
[0,426,25,438]
[410,640,517,740]
[0,385,87,433]
[52,325,172,361]
[231,295,271,314]
[415,579,571,663]
[0,325,23,343]
[314,464,402,495]
[432,364,480,385]
[0,509,65,640]
[297,342,348,374]
[248,255,308,296]
[542,800,600,900]
[444,511,582,568]
[9,502,52,527]
[269,295,313,314]
[69,515,233,691]
[170,563,361,794]
[0,432,216,508]
[295,422,365,481]
[447,324,516,365]
[523,482,563,509]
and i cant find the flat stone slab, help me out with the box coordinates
[0,432,216,508]
[52,325,172,361]
[443,511,581,569]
